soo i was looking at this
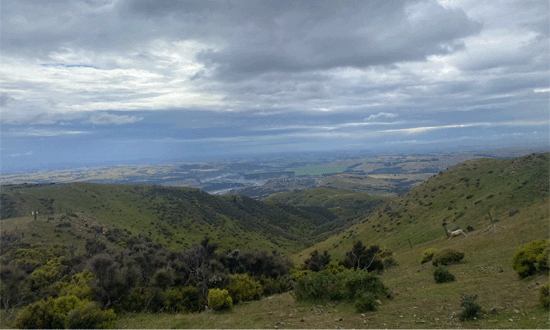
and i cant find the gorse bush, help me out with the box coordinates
[433,265,456,283]
[226,274,263,304]
[512,239,549,278]
[65,301,116,329]
[14,295,115,329]
[420,248,437,264]
[207,288,232,311]
[432,248,465,266]
[540,283,549,309]
[458,294,482,321]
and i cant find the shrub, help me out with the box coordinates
[258,275,293,296]
[165,286,204,313]
[420,248,437,264]
[294,269,387,304]
[337,269,388,300]
[15,295,115,329]
[433,266,456,283]
[294,270,337,301]
[355,292,378,312]
[512,239,549,278]
[207,289,232,311]
[15,297,57,329]
[324,264,347,275]
[289,269,313,281]
[432,248,465,266]
[540,283,549,309]
[226,274,263,304]
[65,301,116,329]
[458,294,482,321]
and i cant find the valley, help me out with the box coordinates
[0,151,548,329]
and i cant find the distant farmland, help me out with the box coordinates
[285,164,348,176]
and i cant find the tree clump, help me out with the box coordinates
[339,242,395,273]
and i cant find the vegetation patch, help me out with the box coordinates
[512,239,549,278]
[458,294,483,321]
[432,248,465,266]
[433,265,456,283]
[420,248,437,264]
[285,165,348,176]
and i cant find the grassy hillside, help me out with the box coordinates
[0,183,344,255]
[263,187,391,219]
[110,153,549,329]
[295,153,549,263]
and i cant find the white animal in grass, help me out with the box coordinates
[448,228,468,239]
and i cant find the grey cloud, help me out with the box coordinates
[88,113,143,125]
[190,1,481,78]
[2,1,482,72]
[0,93,15,107]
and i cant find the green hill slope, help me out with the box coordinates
[295,152,549,262]
[0,183,346,255]
[263,187,392,219]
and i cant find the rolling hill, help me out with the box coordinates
[295,152,549,262]
[0,183,383,255]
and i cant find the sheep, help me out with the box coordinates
[448,228,467,239]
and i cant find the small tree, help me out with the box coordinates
[303,250,331,272]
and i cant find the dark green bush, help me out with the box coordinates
[432,248,465,266]
[65,301,116,329]
[294,270,337,301]
[540,283,549,309]
[207,288,232,311]
[117,286,165,313]
[420,248,437,264]
[226,274,263,304]
[458,294,482,321]
[165,286,204,313]
[355,292,378,312]
[338,269,388,300]
[294,269,387,305]
[258,275,293,296]
[433,266,456,283]
[512,239,549,278]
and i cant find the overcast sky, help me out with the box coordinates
[1,0,548,172]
